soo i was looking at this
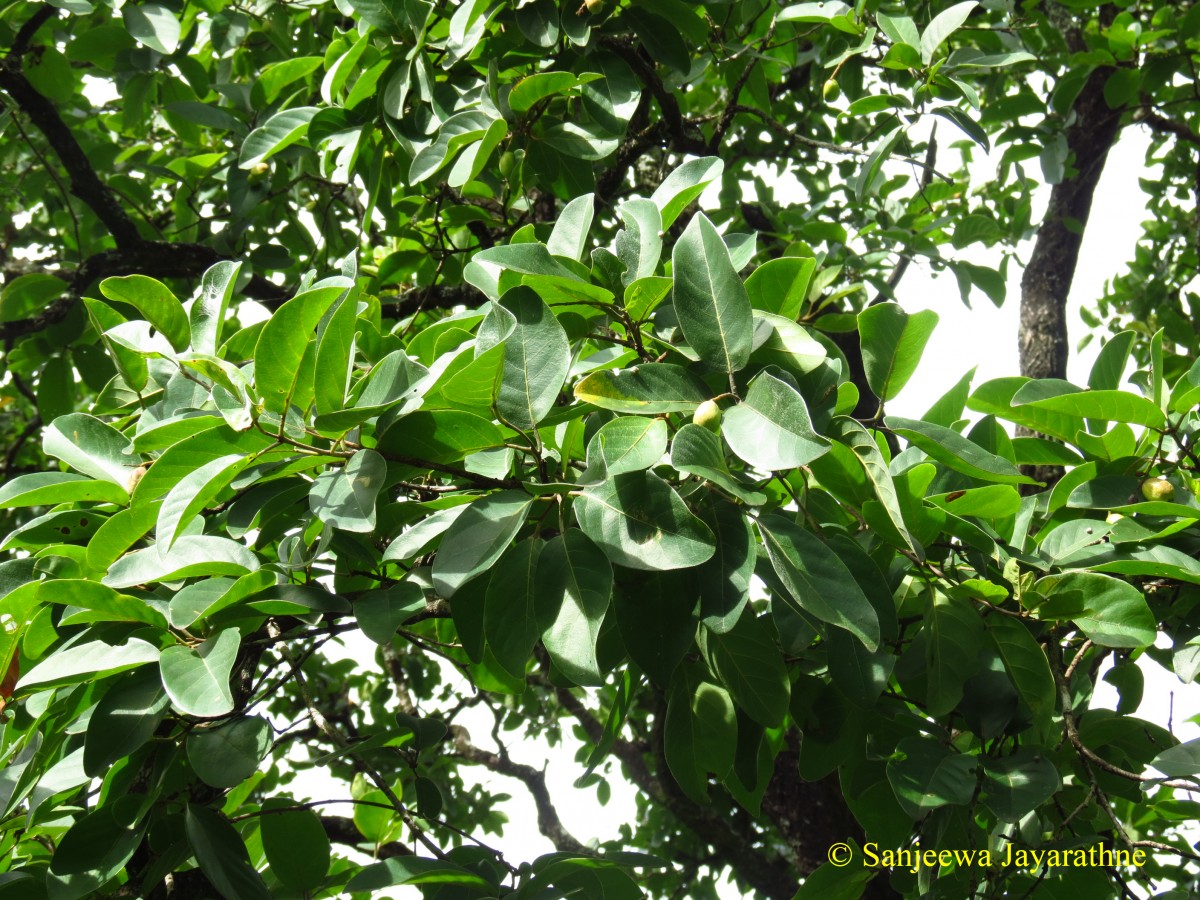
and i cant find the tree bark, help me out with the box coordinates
[1019,68,1123,382]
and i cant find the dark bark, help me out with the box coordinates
[1019,71,1122,383]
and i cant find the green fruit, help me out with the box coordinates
[1141,477,1175,502]
[822,78,841,102]
[577,0,606,14]
[693,399,722,430]
[498,151,516,178]
[247,161,271,186]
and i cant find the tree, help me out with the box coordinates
[2,0,1200,897]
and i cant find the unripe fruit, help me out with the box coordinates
[577,0,605,14]
[1105,512,1124,525]
[498,151,516,178]
[822,78,841,101]
[1141,477,1175,502]
[693,399,722,430]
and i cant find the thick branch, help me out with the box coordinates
[0,63,141,246]
[1019,64,1122,382]
[322,814,414,859]
[451,732,587,854]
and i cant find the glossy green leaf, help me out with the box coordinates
[722,369,830,470]
[484,287,570,430]
[239,106,319,168]
[886,736,977,818]
[650,156,723,229]
[357,582,426,643]
[756,515,879,650]
[1035,572,1156,648]
[575,471,715,571]
[744,256,816,320]
[670,423,766,505]
[431,491,532,597]
[858,302,938,401]
[82,666,171,776]
[99,275,189,352]
[588,416,668,476]
[160,628,241,718]
[253,283,347,413]
[378,409,504,464]
[261,798,332,892]
[309,448,386,532]
[187,716,271,788]
[185,804,272,900]
[987,615,1055,741]
[832,417,921,558]
[539,530,612,686]
[17,638,159,691]
[0,472,128,509]
[701,613,789,727]
[671,213,753,373]
[105,535,260,589]
[574,363,708,413]
[885,416,1036,485]
[43,413,138,491]
[664,668,736,804]
[483,539,540,680]
[924,591,987,716]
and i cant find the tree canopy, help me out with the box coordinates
[2,0,1200,898]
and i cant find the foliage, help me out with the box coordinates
[2,0,1200,898]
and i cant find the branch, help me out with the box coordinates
[450,731,587,854]
[9,7,57,57]
[598,37,708,157]
[321,814,415,859]
[0,63,141,246]
[1136,109,1200,147]
[546,680,797,900]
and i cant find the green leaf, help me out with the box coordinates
[756,515,880,650]
[722,369,830,471]
[239,106,319,168]
[574,363,708,414]
[160,628,241,718]
[510,72,582,112]
[623,276,673,321]
[122,3,181,54]
[40,579,166,627]
[982,748,1061,822]
[99,275,190,352]
[987,615,1055,741]
[158,453,253,549]
[17,638,160,691]
[671,213,753,373]
[192,261,241,356]
[885,416,1036,485]
[539,530,612,686]
[588,416,668,476]
[43,413,137,492]
[1149,738,1200,778]
[749,312,828,375]
[615,198,662,285]
[831,417,921,558]
[575,471,715,571]
[1012,383,1167,429]
[0,472,127,509]
[1035,572,1156,648]
[261,798,331,893]
[313,291,358,416]
[346,857,493,893]
[542,120,619,160]
[664,668,737,803]
[431,491,533,597]
[378,409,504,464]
[187,716,272,788]
[105,535,260,589]
[254,282,348,414]
[886,736,977,818]
[924,591,986,716]
[356,582,426,644]
[650,157,723,229]
[484,539,540,680]
[82,666,171,776]
[701,613,789,727]
[37,355,74,424]
[546,194,595,262]
[613,571,695,685]
[858,302,938,402]
[48,806,144,900]
[185,804,272,900]
[308,448,386,532]
[485,287,571,431]
[744,256,816,320]
[670,424,766,505]
[694,496,754,633]
[920,0,977,63]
